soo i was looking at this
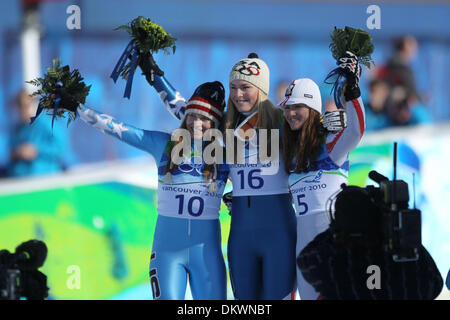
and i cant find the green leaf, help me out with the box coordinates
[114,16,177,55]
[25,58,90,126]
[329,26,375,69]
[114,25,132,34]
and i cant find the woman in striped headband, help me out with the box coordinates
[54,81,230,300]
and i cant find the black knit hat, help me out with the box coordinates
[185,81,226,126]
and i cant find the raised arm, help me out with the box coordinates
[326,52,366,166]
[139,52,186,121]
[152,74,186,121]
[326,96,365,166]
[76,104,169,161]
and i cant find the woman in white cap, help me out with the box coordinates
[55,81,229,300]
[279,52,366,299]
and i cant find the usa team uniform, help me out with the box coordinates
[76,104,229,299]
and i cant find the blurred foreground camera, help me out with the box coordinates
[298,142,442,299]
[329,142,421,262]
[0,239,49,300]
[330,170,421,262]
[299,172,442,299]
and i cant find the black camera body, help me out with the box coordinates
[365,171,422,262]
[0,240,49,300]
[0,263,23,300]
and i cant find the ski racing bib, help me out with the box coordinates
[157,155,228,219]
[289,146,349,217]
[228,136,289,197]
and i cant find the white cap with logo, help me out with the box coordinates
[229,53,270,95]
[278,78,322,114]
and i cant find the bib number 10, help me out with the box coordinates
[237,169,264,189]
[175,194,204,217]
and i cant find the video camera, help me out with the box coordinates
[365,169,421,262]
[332,142,422,262]
[0,239,49,300]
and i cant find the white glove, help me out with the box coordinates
[338,51,361,83]
[321,110,347,132]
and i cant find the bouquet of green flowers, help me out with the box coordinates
[27,58,91,127]
[325,26,375,108]
[111,16,177,98]
[329,26,374,68]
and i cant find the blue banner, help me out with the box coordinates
[110,39,139,99]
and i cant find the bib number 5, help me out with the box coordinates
[296,194,309,216]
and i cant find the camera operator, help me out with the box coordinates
[297,183,443,300]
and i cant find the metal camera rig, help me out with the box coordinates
[365,142,422,262]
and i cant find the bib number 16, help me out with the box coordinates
[237,169,264,189]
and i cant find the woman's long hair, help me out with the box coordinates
[281,108,327,173]
[224,89,283,163]
[164,118,217,182]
